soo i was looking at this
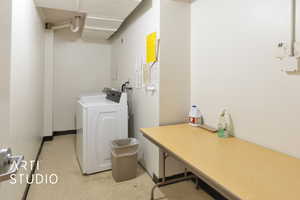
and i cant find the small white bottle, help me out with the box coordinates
[189,105,202,127]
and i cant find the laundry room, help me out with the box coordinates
[2,0,300,200]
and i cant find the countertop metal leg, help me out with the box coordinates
[151,151,167,200]
[150,151,196,200]
[151,175,197,200]
[162,152,167,182]
[195,177,199,190]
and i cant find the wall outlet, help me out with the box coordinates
[281,56,299,72]
[276,42,300,72]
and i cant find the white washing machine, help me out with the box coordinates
[76,90,128,174]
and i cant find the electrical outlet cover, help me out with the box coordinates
[281,56,299,72]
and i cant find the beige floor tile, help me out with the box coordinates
[27,135,213,200]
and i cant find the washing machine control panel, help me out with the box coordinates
[106,89,122,103]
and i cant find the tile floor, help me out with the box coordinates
[27,135,213,200]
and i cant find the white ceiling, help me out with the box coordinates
[35,0,142,40]
[35,0,79,11]
[79,0,142,20]
[39,7,85,25]
[85,17,122,30]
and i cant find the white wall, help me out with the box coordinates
[0,0,45,199]
[111,0,161,177]
[0,1,12,196]
[158,0,191,177]
[43,30,54,136]
[53,29,111,131]
[191,0,300,158]
[159,0,190,125]
[0,0,12,149]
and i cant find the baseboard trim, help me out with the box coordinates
[41,130,76,143]
[43,136,53,142]
[22,139,45,200]
[152,172,193,184]
[53,130,76,137]
[196,177,228,200]
[152,172,227,200]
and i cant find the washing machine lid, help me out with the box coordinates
[79,92,106,101]
[78,92,107,106]
[79,97,119,108]
[78,89,126,107]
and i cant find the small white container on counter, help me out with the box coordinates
[189,105,202,127]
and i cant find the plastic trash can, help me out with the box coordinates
[111,138,139,182]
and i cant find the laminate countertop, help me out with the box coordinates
[141,124,300,200]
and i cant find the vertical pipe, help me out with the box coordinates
[71,16,81,33]
[184,168,187,177]
[162,152,166,183]
[291,0,296,56]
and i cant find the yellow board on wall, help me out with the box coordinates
[146,32,157,64]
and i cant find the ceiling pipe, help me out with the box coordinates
[71,16,81,33]
[50,16,81,33]
[51,23,71,30]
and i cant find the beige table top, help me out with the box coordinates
[141,124,300,200]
